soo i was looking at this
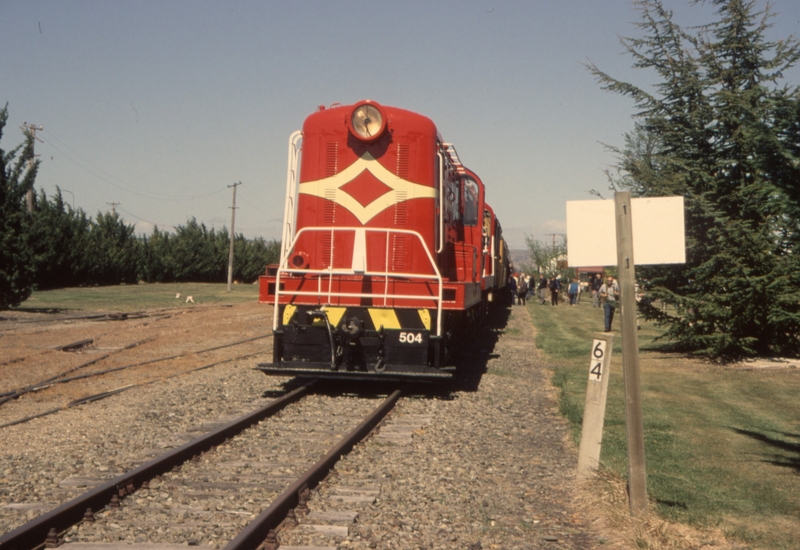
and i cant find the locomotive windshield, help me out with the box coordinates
[463,176,479,226]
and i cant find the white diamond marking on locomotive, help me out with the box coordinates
[298,151,437,224]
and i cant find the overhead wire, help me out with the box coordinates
[116,205,177,232]
[40,128,227,202]
[37,128,277,238]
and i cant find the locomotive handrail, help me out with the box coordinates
[273,226,444,336]
[436,151,444,254]
[280,130,303,265]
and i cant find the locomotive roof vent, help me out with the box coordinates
[348,100,387,142]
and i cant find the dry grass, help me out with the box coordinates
[575,470,741,549]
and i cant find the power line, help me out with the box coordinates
[39,128,227,202]
[115,206,177,232]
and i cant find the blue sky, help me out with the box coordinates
[2,1,799,249]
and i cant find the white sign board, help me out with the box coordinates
[566,196,685,266]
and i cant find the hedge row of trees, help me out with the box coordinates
[1,104,279,309]
[30,189,280,289]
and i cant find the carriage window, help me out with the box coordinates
[462,176,479,226]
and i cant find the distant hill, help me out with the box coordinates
[509,249,529,270]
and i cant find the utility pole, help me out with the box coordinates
[106,202,120,214]
[545,233,565,249]
[20,122,43,214]
[227,182,241,291]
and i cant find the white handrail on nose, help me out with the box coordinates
[272,226,444,337]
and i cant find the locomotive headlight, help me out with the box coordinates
[349,101,386,141]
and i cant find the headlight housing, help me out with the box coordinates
[349,101,386,142]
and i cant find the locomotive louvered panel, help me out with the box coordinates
[394,191,408,226]
[322,233,333,267]
[391,234,407,272]
[323,188,336,224]
[396,143,409,179]
[325,142,338,176]
[322,142,338,225]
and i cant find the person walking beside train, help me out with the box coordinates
[537,275,548,304]
[549,275,561,306]
[591,273,603,308]
[568,278,580,306]
[599,275,620,332]
[517,275,528,306]
[509,275,518,306]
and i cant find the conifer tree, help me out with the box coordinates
[589,0,800,359]
[0,105,37,309]
[87,211,141,285]
[28,188,94,289]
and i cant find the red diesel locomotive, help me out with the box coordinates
[258,100,509,381]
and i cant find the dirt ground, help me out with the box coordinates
[0,302,274,426]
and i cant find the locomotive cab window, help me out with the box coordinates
[462,176,479,226]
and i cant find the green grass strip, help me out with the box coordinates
[527,299,800,549]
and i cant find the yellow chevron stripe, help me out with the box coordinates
[282,304,297,325]
[417,309,431,330]
[368,308,401,330]
[322,306,347,328]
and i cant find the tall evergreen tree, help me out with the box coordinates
[235,236,280,282]
[28,188,94,289]
[0,105,37,309]
[86,211,141,285]
[139,227,175,283]
[589,0,800,359]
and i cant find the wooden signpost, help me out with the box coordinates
[567,192,685,518]
[614,192,648,516]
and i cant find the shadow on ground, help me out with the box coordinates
[264,303,512,401]
[730,426,800,473]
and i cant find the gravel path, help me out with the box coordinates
[1,302,602,549]
[277,304,599,549]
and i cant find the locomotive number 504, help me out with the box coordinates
[399,332,424,344]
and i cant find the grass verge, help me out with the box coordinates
[528,299,800,549]
[15,282,260,312]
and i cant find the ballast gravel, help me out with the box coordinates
[0,302,601,549]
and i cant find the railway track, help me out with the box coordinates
[0,383,405,550]
[0,334,271,429]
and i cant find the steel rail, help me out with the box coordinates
[0,334,269,408]
[0,382,313,550]
[223,387,404,550]
[0,352,263,430]
[0,353,259,430]
[54,338,94,352]
[0,338,156,407]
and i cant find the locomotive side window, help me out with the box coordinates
[446,177,460,223]
[439,144,460,224]
[463,176,479,226]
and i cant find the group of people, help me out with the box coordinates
[528,275,582,306]
[509,272,621,332]
[508,273,532,306]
